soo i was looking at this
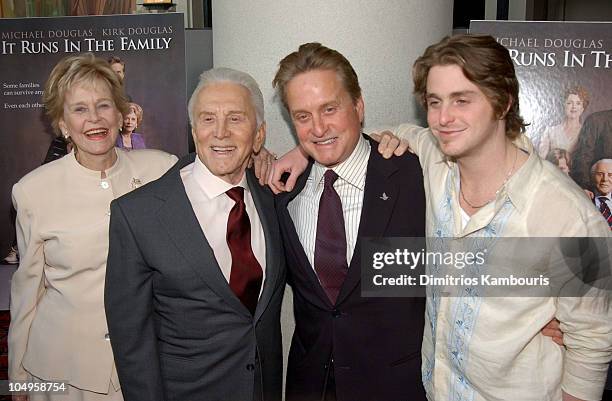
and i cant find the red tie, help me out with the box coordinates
[226,187,263,315]
[314,170,348,304]
[598,196,612,229]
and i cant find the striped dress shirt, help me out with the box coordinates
[288,135,370,270]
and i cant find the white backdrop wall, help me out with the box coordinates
[212,0,454,154]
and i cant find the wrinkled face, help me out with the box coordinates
[426,64,506,159]
[564,93,584,119]
[191,82,265,185]
[286,69,364,167]
[592,161,612,196]
[58,79,122,169]
[110,62,125,83]
[123,111,137,134]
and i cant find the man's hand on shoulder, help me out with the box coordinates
[267,146,309,194]
[541,318,564,346]
[370,130,411,159]
[251,146,277,186]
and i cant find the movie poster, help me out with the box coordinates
[470,21,612,194]
[0,13,187,260]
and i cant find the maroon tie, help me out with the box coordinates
[598,196,612,229]
[226,187,263,315]
[314,170,348,304]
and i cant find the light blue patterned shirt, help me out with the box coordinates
[395,124,612,401]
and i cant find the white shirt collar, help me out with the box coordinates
[311,134,370,191]
[596,192,612,204]
[191,155,249,200]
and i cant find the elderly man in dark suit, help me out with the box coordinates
[271,43,427,401]
[105,68,285,401]
[591,159,612,229]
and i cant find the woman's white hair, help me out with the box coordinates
[187,67,264,128]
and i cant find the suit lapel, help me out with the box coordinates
[156,155,251,318]
[247,169,282,321]
[277,162,335,308]
[277,142,402,307]
[336,143,401,304]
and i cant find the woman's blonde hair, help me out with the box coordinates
[127,102,143,126]
[564,85,590,112]
[43,53,129,136]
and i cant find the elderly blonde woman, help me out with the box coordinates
[8,53,177,401]
[116,102,146,150]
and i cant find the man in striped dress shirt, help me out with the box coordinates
[272,42,427,401]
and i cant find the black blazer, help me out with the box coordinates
[276,137,427,401]
[105,153,285,401]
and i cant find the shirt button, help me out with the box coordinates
[100,181,110,189]
[106,210,111,216]
[104,333,110,340]
[332,309,341,318]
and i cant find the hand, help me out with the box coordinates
[267,146,309,194]
[370,130,411,159]
[562,390,585,401]
[583,189,594,200]
[541,318,564,346]
[251,146,277,186]
[12,395,28,401]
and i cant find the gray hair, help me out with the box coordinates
[591,158,612,173]
[187,67,264,128]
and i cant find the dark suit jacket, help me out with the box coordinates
[277,137,427,401]
[105,153,285,401]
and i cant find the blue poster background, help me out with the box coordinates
[0,13,187,256]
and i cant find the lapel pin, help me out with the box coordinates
[380,192,389,201]
[131,178,142,189]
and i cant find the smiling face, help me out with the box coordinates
[123,111,137,134]
[191,82,265,184]
[425,64,506,159]
[592,161,612,196]
[285,69,364,168]
[564,93,584,120]
[58,78,122,170]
